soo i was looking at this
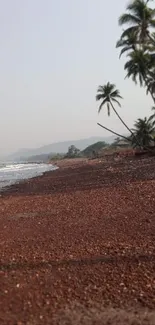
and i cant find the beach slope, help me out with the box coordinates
[0,157,155,324]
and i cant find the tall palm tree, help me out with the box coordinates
[118,0,155,45]
[96,82,133,135]
[117,0,155,105]
[131,117,155,148]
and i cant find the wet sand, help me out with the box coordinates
[0,157,155,324]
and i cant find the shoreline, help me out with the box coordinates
[1,155,155,197]
[0,156,155,324]
[0,162,58,194]
[0,157,96,196]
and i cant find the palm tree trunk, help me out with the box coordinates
[110,100,133,135]
[97,123,131,142]
[109,100,142,148]
[97,123,154,153]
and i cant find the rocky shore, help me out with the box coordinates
[0,157,155,324]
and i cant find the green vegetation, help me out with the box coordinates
[97,0,155,152]
[65,145,81,158]
[49,142,111,161]
[50,153,64,161]
[64,142,109,159]
[82,141,108,158]
[110,137,130,148]
[130,117,155,148]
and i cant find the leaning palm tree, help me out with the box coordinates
[131,117,155,148]
[118,0,155,45]
[96,82,133,135]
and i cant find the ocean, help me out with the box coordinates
[0,162,57,189]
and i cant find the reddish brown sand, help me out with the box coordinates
[0,157,155,324]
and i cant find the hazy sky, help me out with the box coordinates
[0,0,153,154]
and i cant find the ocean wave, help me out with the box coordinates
[0,163,57,189]
[0,163,40,172]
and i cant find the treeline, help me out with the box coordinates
[50,139,130,161]
[96,0,155,151]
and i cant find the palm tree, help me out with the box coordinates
[118,0,155,45]
[117,0,155,105]
[131,117,155,148]
[96,82,135,137]
[96,83,123,115]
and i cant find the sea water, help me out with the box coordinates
[0,163,57,189]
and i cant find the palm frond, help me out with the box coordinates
[116,38,126,48]
[119,13,140,26]
[111,98,122,107]
[127,0,145,11]
[98,98,108,114]
[120,26,139,39]
[97,85,104,93]
[110,89,123,99]
[120,46,133,58]
[96,93,104,101]
[148,106,155,123]
[106,82,116,93]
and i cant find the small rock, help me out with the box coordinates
[120,282,125,286]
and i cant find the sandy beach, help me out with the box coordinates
[0,157,155,324]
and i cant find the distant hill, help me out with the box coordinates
[6,136,115,161]
[24,154,51,163]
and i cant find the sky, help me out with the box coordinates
[0,0,153,154]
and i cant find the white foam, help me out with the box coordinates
[0,163,57,189]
